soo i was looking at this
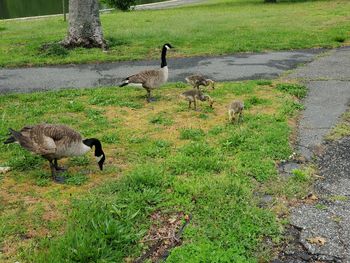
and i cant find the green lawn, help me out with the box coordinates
[0,81,311,262]
[0,0,349,67]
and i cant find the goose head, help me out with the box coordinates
[83,138,106,171]
[203,95,215,108]
[163,43,173,50]
[206,79,215,90]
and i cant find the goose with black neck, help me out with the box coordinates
[119,43,173,102]
[4,124,106,183]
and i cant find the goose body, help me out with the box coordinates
[185,75,215,90]
[181,89,214,110]
[228,100,244,123]
[4,124,105,182]
[120,43,173,102]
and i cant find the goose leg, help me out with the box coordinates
[194,99,197,111]
[188,101,192,109]
[49,160,66,183]
[54,158,67,172]
[146,89,156,102]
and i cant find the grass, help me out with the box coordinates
[326,110,350,141]
[0,80,310,262]
[0,0,350,67]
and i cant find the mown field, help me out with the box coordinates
[0,0,349,67]
[0,81,312,262]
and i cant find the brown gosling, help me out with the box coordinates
[185,74,215,90]
[228,100,244,124]
[180,89,214,110]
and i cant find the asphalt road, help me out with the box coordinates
[277,46,350,263]
[0,49,322,94]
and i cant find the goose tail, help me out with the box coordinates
[4,128,20,144]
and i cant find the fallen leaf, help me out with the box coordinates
[168,217,177,224]
[307,236,326,246]
[305,193,318,201]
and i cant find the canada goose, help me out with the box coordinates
[228,100,244,124]
[4,124,106,182]
[119,43,173,102]
[180,89,214,110]
[185,75,215,90]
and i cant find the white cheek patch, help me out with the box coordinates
[165,45,170,50]
[95,155,103,162]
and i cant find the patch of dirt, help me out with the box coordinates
[135,211,191,263]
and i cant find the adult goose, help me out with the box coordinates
[119,43,173,102]
[4,124,106,182]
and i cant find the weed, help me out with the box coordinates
[208,125,224,136]
[128,136,146,144]
[315,203,327,210]
[245,96,271,109]
[149,113,174,126]
[256,80,273,86]
[69,156,91,166]
[105,36,130,47]
[179,128,205,141]
[39,43,69,57]
[65,100,85,112]
[102,133,120,144]
[334,36,346,43]
[6,148,44,171]
[276,83,307,99]
[292,169,309,182]
[65,173,88,186]
[328,195,348,202]
[198,113,209,120]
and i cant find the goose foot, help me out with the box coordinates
[147,97,157,102]
[56,166,67,172]
[53,175,66,184]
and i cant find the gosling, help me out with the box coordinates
[185,75,215,90]
[180,89,214,110]
[228,100,244,124]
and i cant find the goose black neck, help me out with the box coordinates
[161,46,168,68]
[83,138,104,156]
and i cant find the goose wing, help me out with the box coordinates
[11,124,82,155]
[128,69,160,83]
[186,75,206,85]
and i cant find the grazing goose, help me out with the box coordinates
[4,124,105,182]
[119,43,173,102]
[180,89,214,110]
[228,100,244,124]
[185,74,215,90]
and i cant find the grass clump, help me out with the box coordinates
[39,43,69,57]
[37,165,168,262]
[179,128,205,141]
[276,83,307,99]
[149,113,174,126]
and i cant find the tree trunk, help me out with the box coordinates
[62,0,107,50]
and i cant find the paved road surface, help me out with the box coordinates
[0,49,322,94]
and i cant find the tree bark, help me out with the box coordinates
[62,0,107,50]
